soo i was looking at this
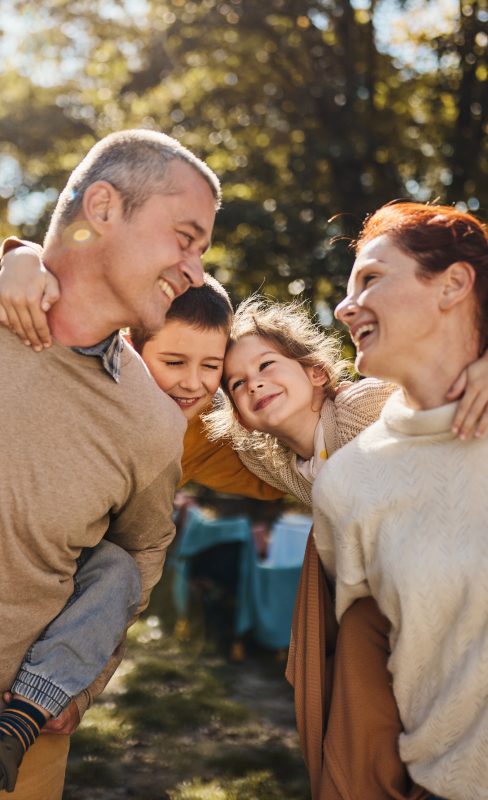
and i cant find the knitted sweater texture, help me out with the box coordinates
[313,389,488,800]
[238,378,393,505]
[0,327,184,708]
[181,408,283,499]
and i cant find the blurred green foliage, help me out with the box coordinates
[0,0,486,317]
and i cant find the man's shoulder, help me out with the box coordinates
[121,343,186,431]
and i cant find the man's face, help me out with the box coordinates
[103,160,216,332]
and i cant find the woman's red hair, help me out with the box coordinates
[356,202,488,348]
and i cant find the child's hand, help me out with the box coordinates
[0,246,60,351]
[447,351,488,439]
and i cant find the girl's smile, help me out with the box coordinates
[224,334,327,458]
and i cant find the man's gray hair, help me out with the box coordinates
[49,129,221,234]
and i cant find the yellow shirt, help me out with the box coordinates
[181,409,283,500]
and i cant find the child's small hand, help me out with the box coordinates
[0,246,60,351]
[447,351,488,439]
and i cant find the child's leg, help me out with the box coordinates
[322,597,430,800]
[287,538,429,800]
[12,539,141,714]
[0,540,141,792]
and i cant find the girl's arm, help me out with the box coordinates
[0,239,60,350]
[447,351,488,439]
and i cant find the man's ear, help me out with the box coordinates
[439,261,476,310]
[82,181,123,233]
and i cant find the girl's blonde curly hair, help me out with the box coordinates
[203,296,349,463]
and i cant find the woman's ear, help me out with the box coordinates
[439,261,476,311]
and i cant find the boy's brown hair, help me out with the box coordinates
[130,273,233,354]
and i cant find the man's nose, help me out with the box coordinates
[248,379,264,393]
[181,253,204,288]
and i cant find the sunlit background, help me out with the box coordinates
[0,0,486,322]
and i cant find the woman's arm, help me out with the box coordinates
[0,238,60,350]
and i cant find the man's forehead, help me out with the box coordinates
[160,159,214,197]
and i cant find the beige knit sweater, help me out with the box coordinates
[0,328,185,712]
[313,389,488,800]
[237,378,394,506]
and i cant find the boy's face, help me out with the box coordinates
[142,319,228,420]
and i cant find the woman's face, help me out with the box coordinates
[224,335,324,436]
[335,234,444,385]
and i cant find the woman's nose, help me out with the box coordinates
[335,294,358,323]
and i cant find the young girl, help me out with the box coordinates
[205,296,394,505]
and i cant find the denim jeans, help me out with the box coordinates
[11,540,141,717]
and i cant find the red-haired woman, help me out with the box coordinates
[315,203,488,800]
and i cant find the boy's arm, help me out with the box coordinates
[182,412,284,500]
[0,237,59,349]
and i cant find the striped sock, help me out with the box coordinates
[0,698,47,752]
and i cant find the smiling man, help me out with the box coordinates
[0,129,220,799]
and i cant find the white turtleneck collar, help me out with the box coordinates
[382,389,458,438]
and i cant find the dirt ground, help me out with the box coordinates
[63,571,311,800]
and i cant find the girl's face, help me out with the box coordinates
[335,234,445,386]
[224,335,325,437]
[142,319,228,420]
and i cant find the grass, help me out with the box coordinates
[64,568,310,800]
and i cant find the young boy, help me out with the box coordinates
[0,241,282,793]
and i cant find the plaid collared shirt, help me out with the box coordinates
[71,331,125,383]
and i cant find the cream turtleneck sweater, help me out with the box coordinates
[313,389,488,800]
[236,378,394,506]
